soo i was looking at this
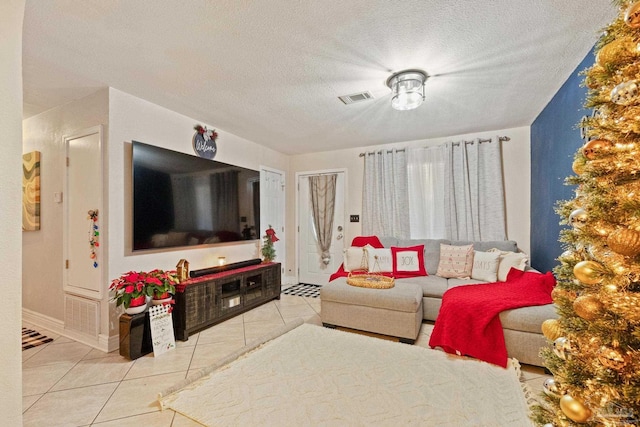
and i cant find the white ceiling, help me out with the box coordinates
[22,1,617,155]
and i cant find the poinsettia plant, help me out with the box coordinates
[109,270,178,308]
[145,269,178,299]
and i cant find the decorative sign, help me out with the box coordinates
[148,304,176,357]
[193,124,218,159]
[22,151,41,231]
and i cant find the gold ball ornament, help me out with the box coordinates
[543,377,564,399]
[625,1,640,28]
[597,345,628,370]
[584,65,605,89]
[569,208,588,229]
[560,395,592,423]
[596,37,638,68]
[542,319,563,340]
[572,157,586,175]
[607,228,640,257]
[573,295,603,320]
[611,80,640,106]
[582,139,612,159]
[553,337,572,360]
[573,260,605,285]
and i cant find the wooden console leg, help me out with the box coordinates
[399,337,415,345]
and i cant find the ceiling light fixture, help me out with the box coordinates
[385,69,428,111]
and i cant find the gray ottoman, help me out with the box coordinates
[320,277,423,344]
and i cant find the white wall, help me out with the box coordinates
[288,126,531,279]
[1,1,25,424]
[107,88,289,336]
[22,89,109,323]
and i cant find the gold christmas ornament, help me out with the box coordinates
[596,37,638,67]
[573,260,605,285]
[572,157,586,175]
[560,395,592,423]
[607,228,640,257]
[597,345,628,370]
[625,1,640,28]
[611,80,640,106]
[573,295,603,320]
[543,378,564,399]
[569,208,588,229]
[582,139,612,159]
[553,336,572,360]
[542,319,563,341]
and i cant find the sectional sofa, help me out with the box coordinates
[325,237,558,367]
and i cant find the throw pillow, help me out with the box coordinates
[343,245,372,272]
[436,244,474,279]
[470,250,500,282]
[366,247,394,273]
[391,245,427,277]
[488,249,529,281]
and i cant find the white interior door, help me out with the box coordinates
[297,170,346,285]
[64,126,103,299]
[260,167,285,275]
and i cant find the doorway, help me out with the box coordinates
[260,166,286,276]
[297,170,346,285]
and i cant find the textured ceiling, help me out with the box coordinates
[22,1,617,155]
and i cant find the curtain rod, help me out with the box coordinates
[358,135,511,157]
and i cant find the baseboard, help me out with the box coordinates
[22,308,65,336]
[22,307,114,354]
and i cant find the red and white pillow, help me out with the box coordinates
[391,245,427,277]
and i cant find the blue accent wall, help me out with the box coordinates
[530,48,594,273]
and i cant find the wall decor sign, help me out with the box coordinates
[149,304,176,357]
[22,151,41,231]
[192,124,218,159]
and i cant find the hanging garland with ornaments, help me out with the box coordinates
[88,209,99,268]
[531,1,640,426]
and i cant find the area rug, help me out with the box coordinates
[22,328,53,350]
[281,283,321,298]
[158,320,533,426]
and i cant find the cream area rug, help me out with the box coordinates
[158,320,533,426]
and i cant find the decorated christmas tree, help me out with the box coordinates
[533,2,640,425]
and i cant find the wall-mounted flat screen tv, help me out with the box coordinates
[132,141,260,251]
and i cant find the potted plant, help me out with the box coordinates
[109,271,152,315]
[261,225,279,262]
[146,269,178,305]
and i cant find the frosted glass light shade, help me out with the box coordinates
[386,70,428,111]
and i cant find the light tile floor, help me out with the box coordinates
[22,291,549,426]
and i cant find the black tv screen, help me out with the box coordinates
[132,141,260,251]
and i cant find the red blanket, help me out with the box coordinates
[428,268,555,367]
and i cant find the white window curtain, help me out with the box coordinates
[362,149,409,238]
[407,146,446,239]
[444,138,506,241]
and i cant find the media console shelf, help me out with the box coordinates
[172,262,281,341]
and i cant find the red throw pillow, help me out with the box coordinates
[391,245,428,278]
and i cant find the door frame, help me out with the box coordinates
[259,165,286,278]
[295,168,347,284]
[62,125,105,300]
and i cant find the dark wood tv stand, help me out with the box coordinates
[172,262,281,341]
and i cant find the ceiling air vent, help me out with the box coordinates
[338,91,374,105]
